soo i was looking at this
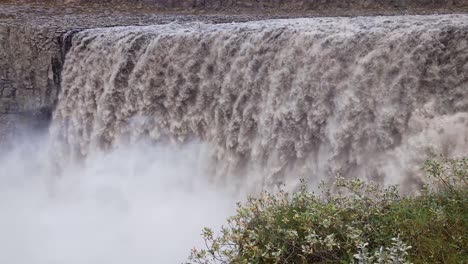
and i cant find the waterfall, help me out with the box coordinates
[51,15,468,188]
[1,14,468,264]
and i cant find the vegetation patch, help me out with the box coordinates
[188,157,468,263]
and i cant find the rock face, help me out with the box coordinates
[11,0,468,12]
[0,23,64,145]
[198,0,467,10]
[150,0,468,11]
[0,24,65,114]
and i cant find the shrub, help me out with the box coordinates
[188,157,467,264]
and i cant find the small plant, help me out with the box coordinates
[354,237,412,264]
[188,157,467,263]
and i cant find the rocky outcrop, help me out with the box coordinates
[0,23,65,146]
[0,24,62,114]
[153,0,468,11]
[12,0,468,12]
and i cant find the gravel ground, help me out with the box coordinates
[2,2,467,30]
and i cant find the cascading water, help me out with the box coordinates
[53,15,468,189]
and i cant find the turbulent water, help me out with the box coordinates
[53,15,468,189]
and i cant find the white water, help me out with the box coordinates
[54,15,468,188]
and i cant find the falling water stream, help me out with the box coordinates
[54,15,468,187]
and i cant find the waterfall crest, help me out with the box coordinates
[52,15,468,187]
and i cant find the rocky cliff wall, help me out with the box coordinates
[0,23,66,144]
[13,0,468,12]
[0,24,64,114]
[127,0,468,10]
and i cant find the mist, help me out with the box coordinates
[0,132,238,264]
